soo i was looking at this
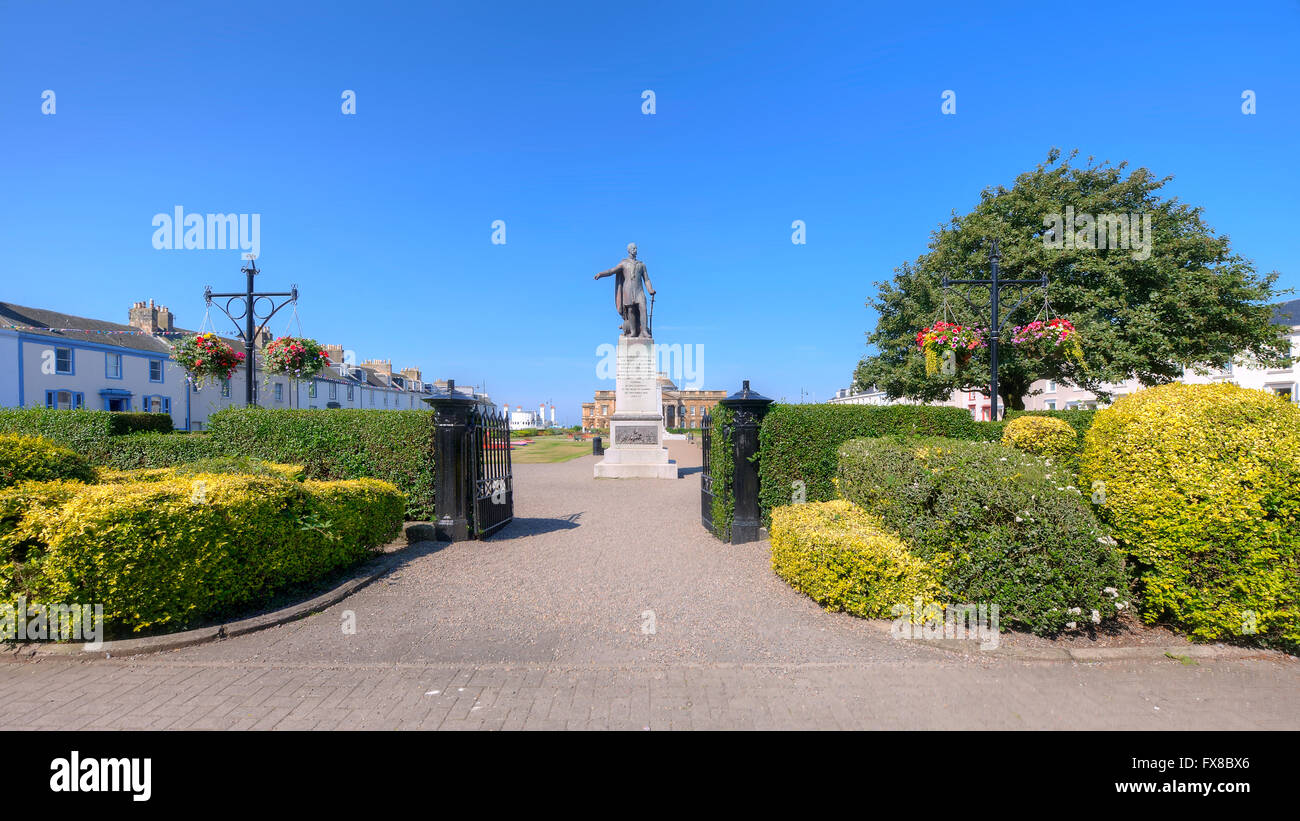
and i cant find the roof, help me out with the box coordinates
[1273,298,1300,326]
[0,301,181,355]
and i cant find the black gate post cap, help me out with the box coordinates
[423,378,476,406]
[721,380,772,405]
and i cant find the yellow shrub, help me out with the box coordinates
[0,433,96,488]
[770,500,946,619]
[4,473,404,633]
[1080,383,1300,647]
[1001,415,1079,464]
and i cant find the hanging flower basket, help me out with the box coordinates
[263,336,331,381]
[171,333,245,388]
[1009,318,1086,367]
[916,321,986,376]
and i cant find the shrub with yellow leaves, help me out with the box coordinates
[1001,414,1080,468]
[770,500,946,619]
[1080,383,1300,648]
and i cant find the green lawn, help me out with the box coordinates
[511,437,593,464]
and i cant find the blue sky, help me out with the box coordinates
[2,0,1297,422]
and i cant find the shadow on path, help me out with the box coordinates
[487,514,582,540]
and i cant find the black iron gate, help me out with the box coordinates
[700,410,713,531]
[467,404,514,538]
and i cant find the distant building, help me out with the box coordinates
[581,373,725,430]
[0,298,457,430]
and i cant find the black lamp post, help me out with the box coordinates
[204,257,298,407]
[942,240,1046,421]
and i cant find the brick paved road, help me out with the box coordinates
[3,441,1297,730]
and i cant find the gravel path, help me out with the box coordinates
[2,441,1298,730]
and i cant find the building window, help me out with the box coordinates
[347,385,354,402]
[55,347,73,374]
[1045,381,1057,393]
[221,380,231,398]
[149,359,164,382]
[1272,385,1295,402]
[45,390,84,410]
[1045,400,1057,410]
[329,382,338,400]
[142,395,171,414]
[106,353,122,379]
[275,383,284,403]
[308,382,318,399]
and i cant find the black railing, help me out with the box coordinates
[424,379,514,542]
[468,404,514,538]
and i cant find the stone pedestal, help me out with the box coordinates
[594,336,677,479]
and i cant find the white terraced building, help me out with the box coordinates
[0,299,488,430]
[833,298,1300,417]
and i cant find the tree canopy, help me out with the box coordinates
[854,149,1291,411]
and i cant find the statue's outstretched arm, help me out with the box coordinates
[594,265,619,280]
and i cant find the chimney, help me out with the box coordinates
[322,345,345,367]
[360,359,392,378]
[128,299,158,334]
[400,366,422,383]
[156,304,175,334]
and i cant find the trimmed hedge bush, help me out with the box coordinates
[707,404,735,540]
[757,403,994,525]
[770,500,946,619]
[95,432,221,469]
[2,473,404,634]
[1001,415,1080,469]
[837,436,1129,635]
[0,434,96,488]
[1080,383,1300,648]
[0,408,172,457]
[99,458,305,484]
[205,408,436,519]
[1004,408,1096,439]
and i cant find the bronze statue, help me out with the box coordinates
[594,242,656,338]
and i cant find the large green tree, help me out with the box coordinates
[854,149,1291,411]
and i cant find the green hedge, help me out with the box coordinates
[756,404,993,525]
[0,434,97,488]
[2,473,404,634]
[205,408,436,519]
[95,432,221,469]
[837,436,1129,635]
[0,408,172,457]
[707,405,735,541]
